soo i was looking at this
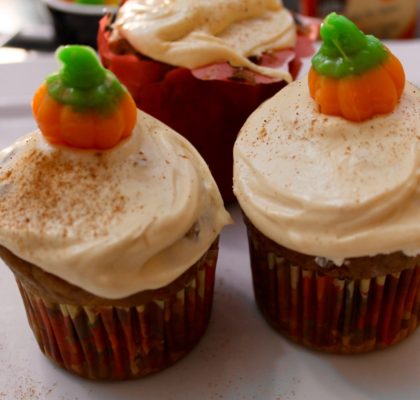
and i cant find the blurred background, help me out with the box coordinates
[0,0,419,59]
[285,0,420,39]
[0,0,118,52]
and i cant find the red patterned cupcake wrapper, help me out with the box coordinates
[248,235,420,353]
[15,247,218,380]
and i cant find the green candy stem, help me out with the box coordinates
[311,13,388,79]
[46,45,125,113]
[76,0,105,4]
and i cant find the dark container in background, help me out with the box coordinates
[42,0,117,48]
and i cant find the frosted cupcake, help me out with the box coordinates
[0,45,231,379]
[97,0,314,202]
[233,14,420,353]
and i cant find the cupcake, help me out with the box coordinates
[233,13,420,353]
[0,45,231,379]
[97,0,315,203]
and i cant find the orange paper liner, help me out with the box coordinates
[14,246,218,380]
[247,229,420,353]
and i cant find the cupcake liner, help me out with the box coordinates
[14,245,218,380]
[247,225,420,353]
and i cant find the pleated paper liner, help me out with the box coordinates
[13,243,219,380]
[245,221,420,353]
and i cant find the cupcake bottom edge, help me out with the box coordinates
[12,242,219,380]
[245,218,420,354]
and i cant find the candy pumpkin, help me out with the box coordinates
[32,45,137,150]
[308,13,405,122]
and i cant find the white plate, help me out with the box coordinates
[0,42,420,400]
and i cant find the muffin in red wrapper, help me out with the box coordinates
[233,14,420,353]
[97,0,315,203]
[243,218,420,353]
[2,241,220,379]
[0,45,231,379]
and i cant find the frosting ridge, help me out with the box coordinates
[112,0,296,81]
[234,78,420,263]
[0,110,231,298]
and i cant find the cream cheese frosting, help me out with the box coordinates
[0,110,231,299]
[234,78,420,264]
[111,0,296,81]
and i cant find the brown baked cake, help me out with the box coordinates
[244,216,420,353]
[1,241,219,379]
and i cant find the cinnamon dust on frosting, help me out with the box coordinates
[0,147,126,241]
[0,110,231,298]
[234,79,420,264]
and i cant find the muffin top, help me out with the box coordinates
[0,46,231,299]
[110,0,296,81]
[233,14,420,264]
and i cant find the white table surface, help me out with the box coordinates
[0,41,420,400]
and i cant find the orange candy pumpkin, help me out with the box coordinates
[308,13,406,122]
[32,45,137,150]
[32,83,137,150]
[308,51,405,122]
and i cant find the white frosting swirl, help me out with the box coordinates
[234,78,420,264]
[111,0,296,81]
[0,110,231,298]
